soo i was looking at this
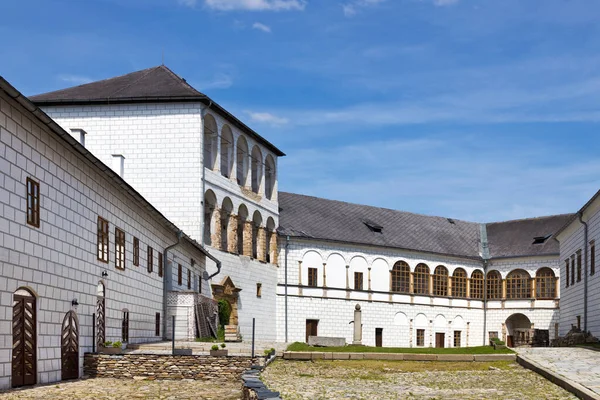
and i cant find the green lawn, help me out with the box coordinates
[286,342,514,354]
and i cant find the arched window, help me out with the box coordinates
[203,114,218,171]
[251,145,263,194]
[220,125,234,178]
[486,270,502,300]
[252,211,262,259]
[414,264,430,295]
[452,268,467,298]
[203,190,217,246]
[265,154,276,200]
[266,217,276,264]
[391,261,410,293]
[433,266,448,297]
[506,269,531,299]
[237,205,248,255]
[470,270,484,299]
[535,268,556,299]
[236,136,249,186]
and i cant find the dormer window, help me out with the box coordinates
[533,234,552,245]
[363,220,383,233]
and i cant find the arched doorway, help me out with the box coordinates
[12,287,36,387]
[61,311,79,381]
[211,276,242,341]
[96,282,106,348]
[506,313,532,347]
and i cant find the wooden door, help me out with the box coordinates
[435,333,445,348]
[96,297,105,347]
[306,320,318,342]
[507,335,514,347]
[375,328,383,347]
[12,288,36,387]
[61,311,79,381]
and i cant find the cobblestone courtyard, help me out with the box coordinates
[0,378,242,400]
[262,360,578,400]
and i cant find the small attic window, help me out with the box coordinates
[533,234,552,245]
[447,218,455,225]
[363,220,383,233]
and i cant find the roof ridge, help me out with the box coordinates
[157,65,204,96]
[108,66,162,99]
[486,213,575,225]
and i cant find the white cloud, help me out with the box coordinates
[433,0,459,6]
[57,74,93,85]
[203,0,306,11]
[245,111,289,125]
[342,0,385,17]
[252,22,272,32]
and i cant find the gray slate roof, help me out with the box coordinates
[29,66,285,156]
[279,192,574,260]
[486,214,575,258]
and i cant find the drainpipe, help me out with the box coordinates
[163,230,183,340]
[204,250,222,281]
[578,212,589,332]
[285,235,289,343]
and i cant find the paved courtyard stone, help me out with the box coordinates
[518,347,600,396]
[262,359,578,400]
[0,378,242,400]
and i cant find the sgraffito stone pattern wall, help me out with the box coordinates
[84,354,253,381]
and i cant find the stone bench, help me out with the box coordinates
[308,336,346,347]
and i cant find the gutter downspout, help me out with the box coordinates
[578,212,589,332]
[163,230,183,340]
[285,236,289,343]
[480,224,490,346]
[204,250,222,281]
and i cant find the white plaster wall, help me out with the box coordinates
[0,92,206,389]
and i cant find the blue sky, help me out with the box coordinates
[2,0,600,222]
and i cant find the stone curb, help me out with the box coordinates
[242,353,281,400]
[283,351,516,362]
[517,355,600,400]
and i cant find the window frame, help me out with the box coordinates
[178,264,183,286]
[565,260,570,288]
[133,237,140,266]
[256,283,262,298]
[307,267,318,287]
[97,216,109,263]
[506,269,531,299]
[470,270,484,300]
[452,268,467,298]
[454,330,461,347]
[158,252,163,278]
[577,250,582,282]
[486,271,502,300]
[354,271,364,291]
[535,268,556,299]
[115,227,125,270]
[147,246,153,273]
[26,177,40,228]
[391,261,410,293]
[433,266,448,297]
[187,269,191,290]
[413,264,430,295]
[416,329,425,347]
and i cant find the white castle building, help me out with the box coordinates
[0,65,598,389]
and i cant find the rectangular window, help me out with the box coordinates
[416,329,425,347]
[115,228,125,270]
[147,246,153,273]
[256,283,262,298]
[571,256,576,285]
[187,269,191,289]
[133,237,139,266]
[565,260,570,288]
[577,251,582,282]
[454,331,461,347]
[155,313,160,336]
[97,216,109,263]
[178,264,183,286]
[591,241,596,276]
[158,252,163,277]
[308,267,318,287]
[354,272,364,290]
[26,177,40,228]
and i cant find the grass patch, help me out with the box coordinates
[286,342,514,354]
[576,343,600,350]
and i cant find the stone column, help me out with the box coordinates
[346,265,350,289]
[352,304,362,345]
[269,232,278,265]
[322,263,327,287]
[298,261,303,286]
[466,278,471,298]
[243,221,253,256]
[228,215,238,253]
[368,267,372,291]
[409,272,414,294]
[211,208,222,249]
[257,227,266,262]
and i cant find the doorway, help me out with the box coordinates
[12,288,37,387]
[61,311,79,381]
[435,333,445,348]
[306,319,318,342]
[375,328,383,347]
[96,283,106,347]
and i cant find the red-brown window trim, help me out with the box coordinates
[147,246,153,273]
[133,237,139,266]
[115,228,125,270]
[158,252,163,278]
[26,177,40,228]
[97,216,109,263]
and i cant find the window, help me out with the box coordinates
[414,264,430,295]
[187,269,191,290]
[535,268,556,299]
[416,329,425,347]
[571,256,575,285]
[391,261,410,293]
[454,331,461,347]
[26,177,40,227]
[452,268,467,298]
[133,237,139,266]
[506,269,531,299]
[577,251,582,282]
[147,246,153,273]
[256,283,262,298]
[354,272,364,290]
[308,267,318,287]
[178,264,183,286]
[155,313,160,336]
[158,252,163,277]
[97,217,109,263]
[591,241,596,276]
[471,270,484,299]
[486,271,502,300]
[433,266,448,297]
[565,260,570,288]
[115,228,125,270]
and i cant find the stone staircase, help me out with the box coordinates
[225,325,242,342]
